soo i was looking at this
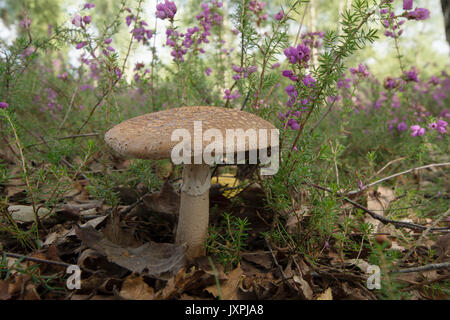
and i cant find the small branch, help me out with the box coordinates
[347,163,450,196]
[391,262,450,274]
[303,181,449,232]
[2,251,75,269]
[401,209,450,263]
[343,197,449,232]
[25,133,100,149]
[58,87,78,129]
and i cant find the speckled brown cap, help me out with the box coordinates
[104,106,277,160]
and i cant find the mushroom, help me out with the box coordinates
[105,106,277,259]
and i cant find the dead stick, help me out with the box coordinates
[347,163,450,196]
[401,209,450,263]
[343,197,449,232]
[391,262,450,274]
[303,181,449,232]
[2,251,75,269]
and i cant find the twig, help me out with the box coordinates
[294,3,309,46]
[58,87,78,129]
[401,209,450,263]
[2,112,42,231]
[240,89,252,111]
[303,181,449,232]
[2,251,76,269]
[371,157,406,180]
[25,133,100,149]
[391,262,450,274]
[343,197,449,232]
[347,163,450,196]
[265,238,287,280]
[119,193,149,216]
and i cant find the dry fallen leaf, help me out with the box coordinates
[316,287,333,300]
[76,226,186,279]
[0,280,11,300]
[432,233,450,263]
[205,267,243,300]
[366,186,395,232]
[142,180,180,217]
[7,205,50,223]
[119,274,155,300]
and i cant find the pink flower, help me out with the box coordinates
[271,62,281,69]
[19,18,31,28]
[403,0,413,10]
[83,15,91,24]
[156,0,177,20]
[406,8,430,21]
[72,14,82,27]
[83,3,95,9]
[275,10,284,21]
[410,125,425,137]
[0,102,9,109]
[58,72,68,80]
[76,41,87,49]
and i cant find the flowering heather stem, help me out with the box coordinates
[77,0,144,134]
[286,9,377,176]
[254,4,299,110]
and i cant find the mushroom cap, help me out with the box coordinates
[105,106,277,160]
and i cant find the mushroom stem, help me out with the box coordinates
[176,163,211,259]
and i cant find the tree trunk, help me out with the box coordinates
[442,0,450,45]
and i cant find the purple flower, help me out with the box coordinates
[406,8,430,20]
[410,125,425,137]
[247,65,258,73]
[79,84,93,91]
[115,68,122,79]
[126,15,133,26]
[76,41,87,49]
[358,179,364,191]
[83,3,95,10]
[0,101,9,109]
[58,72,68,80]
[428,76,441,85]
[337,77,351,89]
[223,89,240,100]
[271,62,281,69]
[405,67,419,82]
[285,85,296,95]
[83,15,91,24]
[275,10,284,21]
[350,64,369,77]
[232,65,242,73]
[397,122,407,132]
[434,120,448,133]
[282,70,298,81]
[436,120,448,128]
[289,119,300,130]
[156,0,177,20]
[72,14,82,27]
[105,38,112,44]
[205,67,212,76]
[284,43,310,65]
[20,18,31,29]
[302,74,316,87]
[403,0,413,10]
